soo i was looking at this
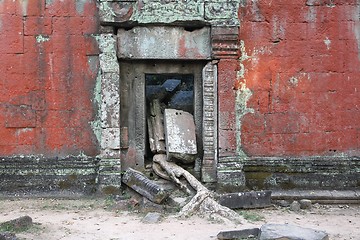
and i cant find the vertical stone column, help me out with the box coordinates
[96,34,122,192]
[202,62,218,183]
[212,26,246,191]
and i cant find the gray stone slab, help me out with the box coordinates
[219,191,272,209]
[217,228,260,240]
[272,190,360,204]
[164,109,197,163]
[117,26,211,60]
[259,224,329,240]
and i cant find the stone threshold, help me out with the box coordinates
[271,190,360,204]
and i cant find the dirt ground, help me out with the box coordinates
[0,198,359,240]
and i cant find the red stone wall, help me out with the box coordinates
[238,0,360,157]
[1,0,359,160]
[0,0,99,156]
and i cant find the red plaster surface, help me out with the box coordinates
[1,1,359,159]
[218,59,239,157]
[238,1,360,157]
[0,0,99,156]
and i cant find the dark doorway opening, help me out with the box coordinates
[119,61,205,173]
[145,73,195,168]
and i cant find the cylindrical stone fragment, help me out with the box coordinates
[122,168,168,204]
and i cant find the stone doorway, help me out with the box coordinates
[119,61,206,174]
[96,1,241,190]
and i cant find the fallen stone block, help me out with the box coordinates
[259,224,329,240]
[122,168,169,204]
[219,191,272,209]
[164,109,197,163]
[217,228,260,240]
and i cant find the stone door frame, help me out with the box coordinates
[95,1,240,190]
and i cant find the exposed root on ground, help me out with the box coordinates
[152,154,243,223]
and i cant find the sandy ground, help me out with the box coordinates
[0,198,359,240]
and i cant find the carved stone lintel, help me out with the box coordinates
[131,0,205,24]
[205,2,240,22]
[100,1,240,59]
[117,26,211,60]
[99,0,241,27]
[99,2,134,24]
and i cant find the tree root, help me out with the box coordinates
[152,154,243,223]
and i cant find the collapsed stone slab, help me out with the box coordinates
[217,228,260,240]
[219,191,272,209]
[164,109,197,163]
[217,224,329,240]
[259,224,329,240]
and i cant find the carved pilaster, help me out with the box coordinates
[202,62,218,183]
[211,26,240,59]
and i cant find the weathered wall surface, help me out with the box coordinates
[238,0,360,157]
[0,0,100,193]
[0,0,359,192]
[0,0,99,157]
